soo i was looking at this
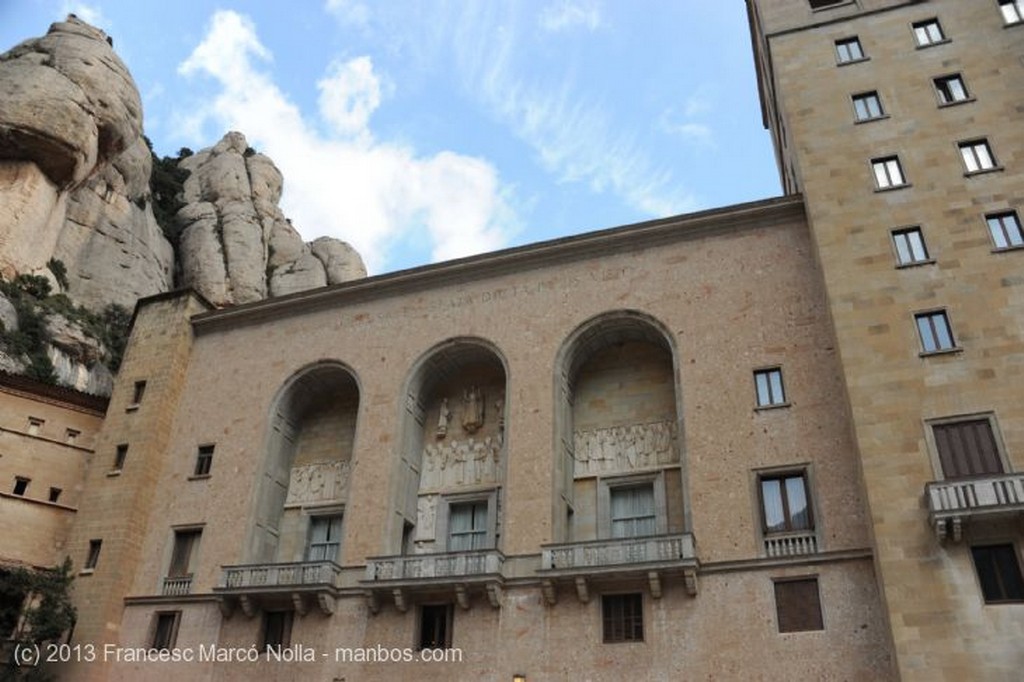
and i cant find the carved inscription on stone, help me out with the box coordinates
[572,420,677,477]
[285,461,351,505]
[421,435,502,489]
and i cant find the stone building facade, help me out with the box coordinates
[3,1,1021,680]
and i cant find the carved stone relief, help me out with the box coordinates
[415,494,438,542]
[572,420,677,477]
[461,386,484,433]
[285,460,351,505]
[421,434,503,489]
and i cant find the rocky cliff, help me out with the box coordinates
[0,16,366,393]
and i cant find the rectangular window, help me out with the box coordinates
[809,0,845,8]
[194,445,214,476]
[774,578,824,632]
[448,501,488,551]
[306,515,343,562]
[915,310,956,353]
[1000,0,1024,25]
[64,428,80,445]
[610,484,656,538]
[835,37,864,63]
[418,604,453,650]
[131,380,147,406]
[113,443,128,471]
[27,418,43,436]
[972,545,1024,603]
[960,140,997,173]
[933,418,1004,478]
[261,611,293,652]
[151,611,181,651]
[892,227,930,265]
[912,19,946,46]
[852,91,884,121]
[986,211,1024,250]
[602,594,644,643]
[872,156,906,189]
[754,367,786,407]
[169,529,201,577]
[760,473,813,534]
[48,487,62,503]
[12,477,29,496]
[934,74,969,104]
[85,539,102,570]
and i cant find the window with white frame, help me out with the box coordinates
[912,18,945,46]
[610,484,656,538]
[872,156,906,189]
[448,501,488,551]
[835,37,865,63]
[306,515,343,561]
[852,91,884,121]
[959,139,998,173]
[892,227,930,265]
[915,310,956,353]
[986,211,1024,250]
[754,367,786,407]
[934,74,970,105]
[1000,0,1024,25]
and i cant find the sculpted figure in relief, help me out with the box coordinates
[436,398,451,439]
[462,386,484,433]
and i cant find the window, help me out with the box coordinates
[85,539,102,570]
[754,367,786,407]
[760,473,813,534]
[986,211,1024,250]
[48,487,62,503]
[418,604,453,650]
[774,578,824,632]
[194,445,214,476]
[602,594,644,643]
[852,91,884,121]
[261,611,293,652]
[872,156,906,189]
[959,140,998,173]
[934,74,970,104]
[834,37,865,63]
[809,0,845,8]
[972,545,1024,603]
[915,310,956,353]
[113,443,128,471]
[151,612,181,651]
[306,515,343,562]
[912,19,946,46]
[64,428,80,445]
[932,418,1004,479]
[168,529,201,577]
[1000,0,1024,25]
[610,484,656,538]
[27,418,43,436]
[131,380,147,406]
[448,501,488,551]
[892,227,930,265]
[12,477,29,496]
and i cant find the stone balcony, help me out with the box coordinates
[538,533,698,604]
[764,530,818,558]
[214,560,342,617]
[362,549,505,612]
[161,575,193,596]
[926,473,1024,542]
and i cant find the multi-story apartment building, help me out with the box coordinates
[2,1,1021,680]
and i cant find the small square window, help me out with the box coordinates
[774,578,824,632]
[852,91,884,121]
[986,211,1024,250]
[892,227,930,265]
[27,418,43,436]
[915,310,956,353]
[871,156,906,189]
[85,539,102,570]
[754,368,786,407]
[261,611,293,653]
[959,140,998,174]
[131,380,147,407]
[934,74,970,105]
[835,37,865,63]
[972,545,1024,603]
[418,604,453,650]
[194,445,214,476]
[760,472,813,534]
[113,444,128,471]
[65,429,80,445]
[1000,0,1024,25]
[151,611,181,651]
[48,487,62,503]
[602,593,644,643]
[912,18,946,46]
[12,477,29,496]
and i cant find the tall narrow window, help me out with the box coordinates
[754,367,786,407]
[774,578,824,632]
[959,140,997,173]
[912,18,946,46]
[261,611,293,652]
[932,418,1004,479]
[418,604,453,650]
[168,529,201,577]
[972,545,1024,603]
[448,502,488,551]
[872,156,906,189]
[131,380,147,406]
[151,612,181,651]
[760,473,813,534]
[1000,0,1024,25]
[602,594,644,643]
[915,310,956,353]
[934,75,969,105]
[85,539,102,570]
[986,211,1024,250]
[610,484,656,538]
[834,37,864,63]
[852,91,884,121]
[12,477,29,496]
[48,487,62,503]
[306,515,343,561]
[194,445,214,476]
[113,443,128,471]
[892,227,930,265]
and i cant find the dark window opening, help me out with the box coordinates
[85,539,102,570]
[12,477,29,496]
[261,611,293,652]
[972,545,1024,603]
[418,604,453,650]
[602,593,644,643]
[774,578,824,632]
[194,445,214,476]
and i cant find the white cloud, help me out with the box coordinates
[538,0,602,32]
[177,10,515,272]
[324,0,371,28]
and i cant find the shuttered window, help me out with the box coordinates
[933,419,1003,478]
[774,578,824,632]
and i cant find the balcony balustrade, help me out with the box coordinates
[214,560,342,617]
[362,549,505,612]
[926,473,1024,542]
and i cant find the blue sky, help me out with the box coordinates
[1,1,781,274]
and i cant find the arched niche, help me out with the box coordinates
[248,361,361,564]
[552,311,686,543]
[390,338,508,555]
